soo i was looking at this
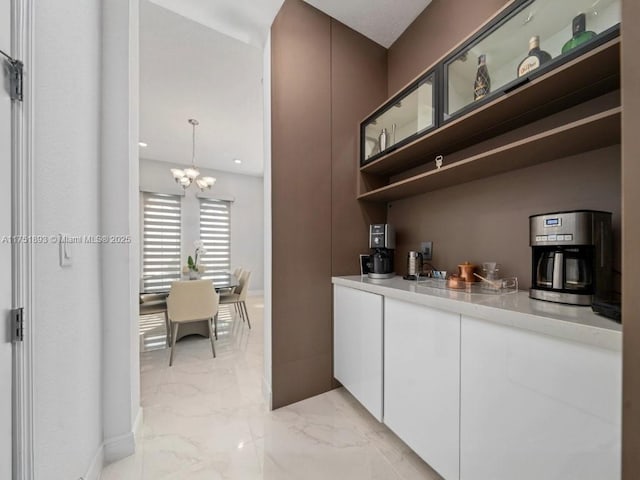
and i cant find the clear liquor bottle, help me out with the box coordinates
[517,35,552,78]
[473,54,491,101]
[561,13,597,54]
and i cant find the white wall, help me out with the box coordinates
[32,1,104,478]
[140,158,264,292]
[101,0,140,466]
[31,1,140,478]
[262,32,273,407]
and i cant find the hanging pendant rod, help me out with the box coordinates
[189,118,199,167]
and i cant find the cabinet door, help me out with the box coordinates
[333,285,383,421]
[384,299,460,480]
[460,315,621,480]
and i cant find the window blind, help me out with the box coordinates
[142,193,182,292]
[199,198,231,281]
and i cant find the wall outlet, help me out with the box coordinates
[421,241,433,261]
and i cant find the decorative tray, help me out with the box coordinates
[415,276,518,295]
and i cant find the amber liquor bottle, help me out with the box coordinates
[517,35,552,77]
[473,54,491,100]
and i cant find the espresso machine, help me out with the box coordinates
[368,224,395,279]
[529,210,612,306]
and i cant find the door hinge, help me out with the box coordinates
[8,59,23,102]
[1,48,23,102]
[11,307,24,342]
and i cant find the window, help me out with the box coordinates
[199,198,231,281]
[142,192,182,292]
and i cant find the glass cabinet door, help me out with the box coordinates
[444,0,620,121]
[361,72,435,165]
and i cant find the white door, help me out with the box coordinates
[333,285,384,421]
[1,0,14,477]
[384,299,461,480]
[460,315,621,480]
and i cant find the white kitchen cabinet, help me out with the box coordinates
[384,298,461,480]
[333,285,383,421]
[460,315,621,480]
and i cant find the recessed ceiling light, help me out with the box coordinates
[233,158,242,164]
[138,142,148,147]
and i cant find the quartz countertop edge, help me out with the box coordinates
[332,275,621,352]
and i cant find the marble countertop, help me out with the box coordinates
[332,275,622,352]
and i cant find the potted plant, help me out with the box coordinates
[183,240,207,279]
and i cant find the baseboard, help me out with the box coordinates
[83,443,104,480]
[103,431,135,464]
[262,375,272,410]
[97,408,142,478]
[133,407,144,440]
[248,289,264,297]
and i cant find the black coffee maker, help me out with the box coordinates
[368,224,395,279]
[529,210,612,306]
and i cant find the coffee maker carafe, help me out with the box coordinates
[368,224,395,279]
[529,210,612,306]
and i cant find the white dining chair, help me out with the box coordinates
[220,270,251,329]
[228,267,244,295]
[166,279,219,366]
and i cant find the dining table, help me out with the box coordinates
[139,273,240,342]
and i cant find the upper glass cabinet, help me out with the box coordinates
[361,72,436,165]
[444,0,620,120]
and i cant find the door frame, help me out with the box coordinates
[10,0,34,478]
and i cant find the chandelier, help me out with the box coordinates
[170,118,216,191]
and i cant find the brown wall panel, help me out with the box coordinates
[271,1,388,408]
[271,0,333,408]
[622,0,640,475]
[387,0,509,95]
[331,20,387,277]
[386,146,621,290]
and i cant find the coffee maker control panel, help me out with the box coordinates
[369,224,395,249]
[529,211,607,246]
[535,234,574,242]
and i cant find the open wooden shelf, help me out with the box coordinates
[358,106,621,203]
[360,37,620,178]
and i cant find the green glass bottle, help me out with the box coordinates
[561,13,597,54]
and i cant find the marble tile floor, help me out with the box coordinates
[102,296,442,480]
